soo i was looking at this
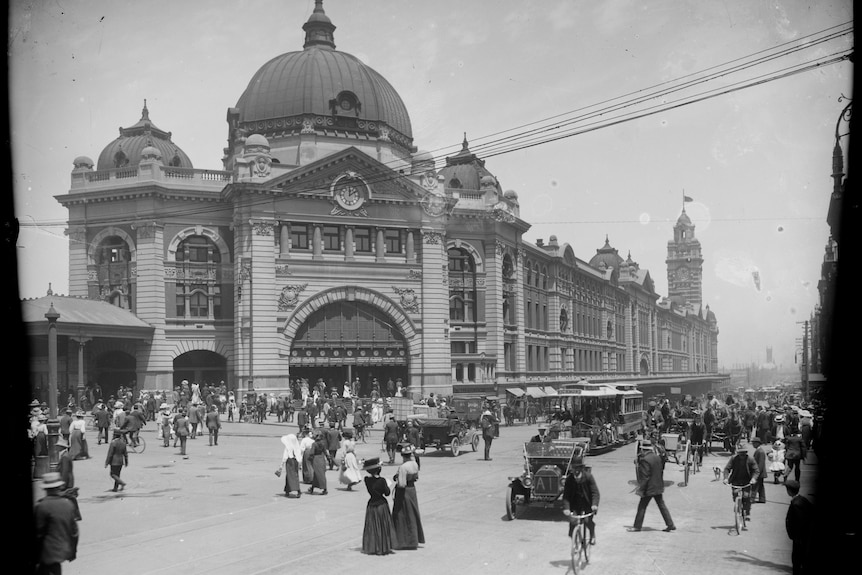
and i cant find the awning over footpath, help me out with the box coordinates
[22,294,154,339]
[505,388,525,397]
[525,386,546,398]
[542,387,558,396]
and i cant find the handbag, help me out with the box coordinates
[275,466,283,477]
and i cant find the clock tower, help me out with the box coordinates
[666,207,704,306]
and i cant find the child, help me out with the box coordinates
[768,439,786,484]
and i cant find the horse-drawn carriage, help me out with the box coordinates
[506,440,586,519]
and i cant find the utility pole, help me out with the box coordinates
[796,321,809,401]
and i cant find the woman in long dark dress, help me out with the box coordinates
[300,430,315,484]
[307,430,328,495]
[391,444,425,550]
[280,434,302,498]
[361,458,395,555]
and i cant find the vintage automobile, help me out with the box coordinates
[419,410,480,456]
[505,440,586,519]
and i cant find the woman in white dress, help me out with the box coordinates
[339,430,362,490]
[69,410,89,460]
[768,439,786,484]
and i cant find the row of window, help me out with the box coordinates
[289,224,403,253]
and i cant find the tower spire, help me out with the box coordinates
[303,0,336,49]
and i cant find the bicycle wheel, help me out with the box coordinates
[571,528,584,574]
[683,444,690,486]
[733,496,742,535]
[135,435,147,454]
[582,523,591,564]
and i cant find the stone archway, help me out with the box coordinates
[639,355,650,375]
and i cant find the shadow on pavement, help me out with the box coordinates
[726,551,791,572]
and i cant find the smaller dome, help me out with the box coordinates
[589,236,624,270]
[245,133,269,148]
[676,209,692,226]
[73,156,94,171]
[503,190,518,200]
[480,175,497,188]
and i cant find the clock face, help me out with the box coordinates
[333,175,367,211]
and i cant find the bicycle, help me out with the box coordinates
[690,442,703,475]
[565,511,593,574]
[120,430,147,454]
[729,484,751,534]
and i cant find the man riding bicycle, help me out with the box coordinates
[723,442,760,522]
[562,455,600,545]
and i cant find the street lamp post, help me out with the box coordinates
[45,302,61,471]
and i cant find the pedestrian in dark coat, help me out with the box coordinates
[59,408,74,441]
[384,415,400,465]
[784,479,813,575]
[93,403,111,445]
[631,442,675,532]
[361,458,395,555]
[174,411,191,455]
[105,430,128,492]
[306,430,329,495]
[205,405,221,446]
[34,472,79,573]
[481,410,498,461]
[784,432,806,483]
[324,422,341,470]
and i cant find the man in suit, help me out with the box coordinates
[187,401,201,439]
[324,421,342,470]
[34,472,79,574]
[785,479,813,575]
[784,431,806,484]
[751,436,770,503]
[205,404,222,446]
[59,408,74,442]
[93,401,111,445]
[630,441,676,532]
[105,430,128,492]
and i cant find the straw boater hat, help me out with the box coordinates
[115,401,124,409]
[75,410,85,417]
[41,472,65,490]
[362,457,382,472]
[159,403,168,410]
[400,444,415,455]
[56,438,69,449]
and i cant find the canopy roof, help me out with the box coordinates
[22,294,154,339]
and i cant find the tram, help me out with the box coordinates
[547,380,645,454]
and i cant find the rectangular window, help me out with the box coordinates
[323,225,340,251]
[385,229,402,254]
[290,224,309,250]
[176,285,186,317]
[212,285,221,318]
[354,227,372,252]
[190,290,208,318]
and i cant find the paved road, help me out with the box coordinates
[35,419,815,574]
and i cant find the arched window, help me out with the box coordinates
[95,235,133,310]
[448,247,476,323]
[175,235,225,320]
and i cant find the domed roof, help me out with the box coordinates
[676,208,692,226]
[234,1,412,148]
[589,236,624,270]
[97,101,192,170]
[439,134,500,192]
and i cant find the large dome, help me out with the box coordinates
[233,1,412,149]
[589,237,624,270]
[97,101,193,171]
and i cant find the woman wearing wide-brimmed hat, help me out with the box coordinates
[280,434,302,498]
[69,410,90,460]
[361,457,395,555]
[391,444,425,550]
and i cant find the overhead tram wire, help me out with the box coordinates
[21,23,854,229]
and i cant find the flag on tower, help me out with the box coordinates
[683,195,693,202]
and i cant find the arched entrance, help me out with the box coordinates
[639,357,650,375]
[288,300,408,396]
[95,351,136,399]
[174,350,227,389]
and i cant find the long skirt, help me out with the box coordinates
[392,485,425,549]
[311,454,327,489]
[302,452,314,484]
[283,458,301,494]
[70,429,89,460]
[339,452,362,486]
[362,502,395,555]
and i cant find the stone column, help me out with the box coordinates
[345,227,354,260]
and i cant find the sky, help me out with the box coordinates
[8,0,854,371]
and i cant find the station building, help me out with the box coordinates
[28,2,724,403]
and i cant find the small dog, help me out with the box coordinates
[712,465,722,480]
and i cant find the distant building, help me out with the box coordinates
[30,2,724,402]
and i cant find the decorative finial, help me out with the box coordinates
[303,0,336,49]
[47,282,53,296]
[141,99,150,122]
[462,132,469,151]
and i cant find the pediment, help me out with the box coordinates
[265,147,426,205]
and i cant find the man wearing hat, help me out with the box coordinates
[34,472,79,573]
[751,436,770,504]
[92,400,110,445]
[105,430,129,491]
[530,424,552,444]
[630,441,676,532]
[723,442,760,523]
[563,455,600,545]
[783,430,806,484]
[324,420,342,470]
[480,409,499,461]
